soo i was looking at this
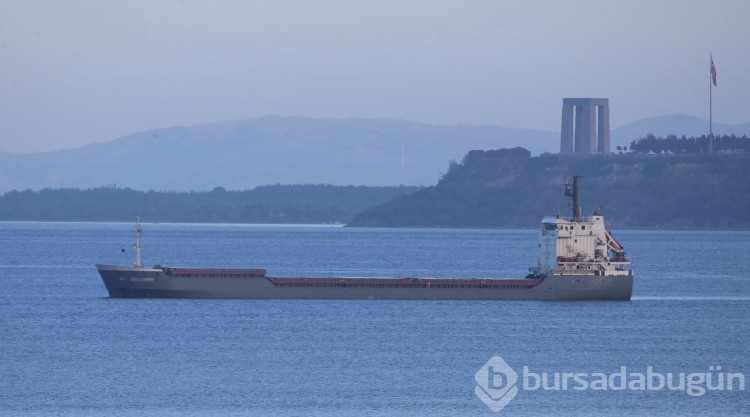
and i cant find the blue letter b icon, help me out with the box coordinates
[489,365,506,389]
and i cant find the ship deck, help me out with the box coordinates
[269,277,542,289]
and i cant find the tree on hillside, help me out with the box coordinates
[630,134,750,154]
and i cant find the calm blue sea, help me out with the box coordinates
[1,222,749,416]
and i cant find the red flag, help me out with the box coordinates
[710,56,717,87]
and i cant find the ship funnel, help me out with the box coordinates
[564,176,582,221]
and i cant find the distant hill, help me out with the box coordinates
[1,114,747,192]
[348,149,750,229]
[0,116,556,192]
[0,184,421,223]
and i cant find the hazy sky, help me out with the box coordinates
[1,0,748,152]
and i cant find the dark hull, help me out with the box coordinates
[96,265,633,300]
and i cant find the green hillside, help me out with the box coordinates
[348,148,750,229]
[0,184,420,223]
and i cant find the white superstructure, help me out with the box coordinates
[532,176,631,278]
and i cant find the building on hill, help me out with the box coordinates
[560,98,610,155]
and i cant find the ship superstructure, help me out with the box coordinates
[532,175,631,279]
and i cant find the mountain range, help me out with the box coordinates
[1,114,748,192]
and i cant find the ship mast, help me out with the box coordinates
[134,214,143,268]
[564,175,582,221]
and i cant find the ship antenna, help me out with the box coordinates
[564,175,582,221]
[134,214,143,268]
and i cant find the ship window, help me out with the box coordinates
[582,226,585,230]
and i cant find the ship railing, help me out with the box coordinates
[557,216,594,223]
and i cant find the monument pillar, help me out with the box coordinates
[578,104,597,154]
[597,104,610,154]
[560,98,610,155]
[560,103,574,154]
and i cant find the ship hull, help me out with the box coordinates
[96,265,633,301]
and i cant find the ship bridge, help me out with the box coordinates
[535,177,630,277]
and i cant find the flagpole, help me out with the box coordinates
[709,54,713,154]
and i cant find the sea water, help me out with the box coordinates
[0,222,748,416]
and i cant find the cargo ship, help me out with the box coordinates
[96,176,633,300]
